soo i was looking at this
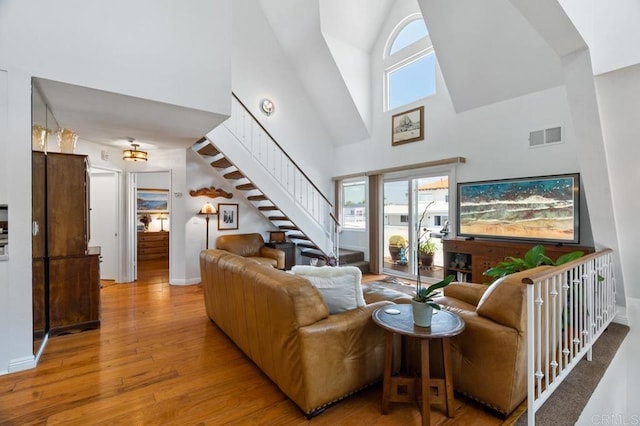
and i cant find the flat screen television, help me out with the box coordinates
[457,173,580,244]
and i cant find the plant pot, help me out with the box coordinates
[419,252,434,268]
[411,300,434,327]
[389,245,401,262]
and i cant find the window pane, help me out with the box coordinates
[388,53,435,110]
[343,180,366,230]
[390,20,428,55]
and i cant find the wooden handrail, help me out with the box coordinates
[521,248,613,285]
[231,93,333,207]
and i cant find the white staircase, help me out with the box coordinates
[193,95,336,256]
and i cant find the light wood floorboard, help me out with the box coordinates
[0,261,510,425]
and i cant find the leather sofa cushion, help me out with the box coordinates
[443,282,488,307]
[216,233,264,257]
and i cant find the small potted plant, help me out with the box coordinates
[388,235,407,264]
[412,274,455,327]
[418,238,438,268]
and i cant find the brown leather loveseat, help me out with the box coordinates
[200,249,403,417]
[216,232,285,269]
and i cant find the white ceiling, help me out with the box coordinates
[34,78,227,150]
[33,0,583,151]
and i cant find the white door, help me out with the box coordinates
[89,171,119,280]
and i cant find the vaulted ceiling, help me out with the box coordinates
[35,0,589,150]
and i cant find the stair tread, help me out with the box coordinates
[211,158,233,168]
[279,225,299,230]
[236,183,256,190]
[268,216,289,221]
[197,144,220,156]
[224,171,245,180]
[288,233,310,240]
[258,206,279,211]
[295,242,317,249]
[248,195,268,201]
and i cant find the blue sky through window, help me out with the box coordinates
[388,53,435,110]
[389,19,428,55]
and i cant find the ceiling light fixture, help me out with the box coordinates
[260,98,275,116]
[123,139,148,162]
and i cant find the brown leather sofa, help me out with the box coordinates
[215,232,285,269]
[200,249,406,417]
[429,266,552,417]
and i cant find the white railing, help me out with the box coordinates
[219,94,336,254]
[523,249,616,425]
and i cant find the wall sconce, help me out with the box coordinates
[260,98,275,116]
[198,202,217,249]
[157,213,168,232]
[123,138,148,162]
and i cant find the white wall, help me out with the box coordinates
[559,0,640,76]
[0,0,231,115]
[595,64,640,299]
[231,0,337,197]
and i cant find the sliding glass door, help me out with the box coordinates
[382,173,450,282]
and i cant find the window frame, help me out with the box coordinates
[341,178,368,232]
[383,14,435,112]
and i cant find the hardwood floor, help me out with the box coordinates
[0,263,509,425]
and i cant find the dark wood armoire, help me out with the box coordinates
[32,152,101,337]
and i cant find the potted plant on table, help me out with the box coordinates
[412,274,455,327]
[412,200,454,327]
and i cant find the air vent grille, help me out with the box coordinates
[529,126,562,148]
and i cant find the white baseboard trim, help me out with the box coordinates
[8,354,36,373]
[170,277,201,286]
[614,304,630,326]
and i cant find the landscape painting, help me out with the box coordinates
[392,106,424,146]
[457,174,580,243]
[137,189,169,213]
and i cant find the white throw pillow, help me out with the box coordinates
[291,265,365,314]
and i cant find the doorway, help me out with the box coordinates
[89,169,120,281]
[382,173,449,282]
[131,171,171,281]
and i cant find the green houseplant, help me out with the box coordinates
[484,244,585,279]
[412,274,455,327]
[418,238,438,268]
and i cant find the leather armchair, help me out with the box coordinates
[216,233,285,269]
[428,266,552,417]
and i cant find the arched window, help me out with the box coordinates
[384,14,435,111]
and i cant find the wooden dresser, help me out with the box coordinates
[138,231,169,261]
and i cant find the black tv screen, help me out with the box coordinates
[457,173,580,244]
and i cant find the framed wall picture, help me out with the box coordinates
[137,188,170,213]
[391,106,424,146]
[218,203,239,230]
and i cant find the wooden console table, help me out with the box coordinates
[372,305,465,426]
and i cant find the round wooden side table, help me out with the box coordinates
[372,304,465,426]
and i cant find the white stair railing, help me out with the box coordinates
[523,249,616,425]
[204,94,335,254]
